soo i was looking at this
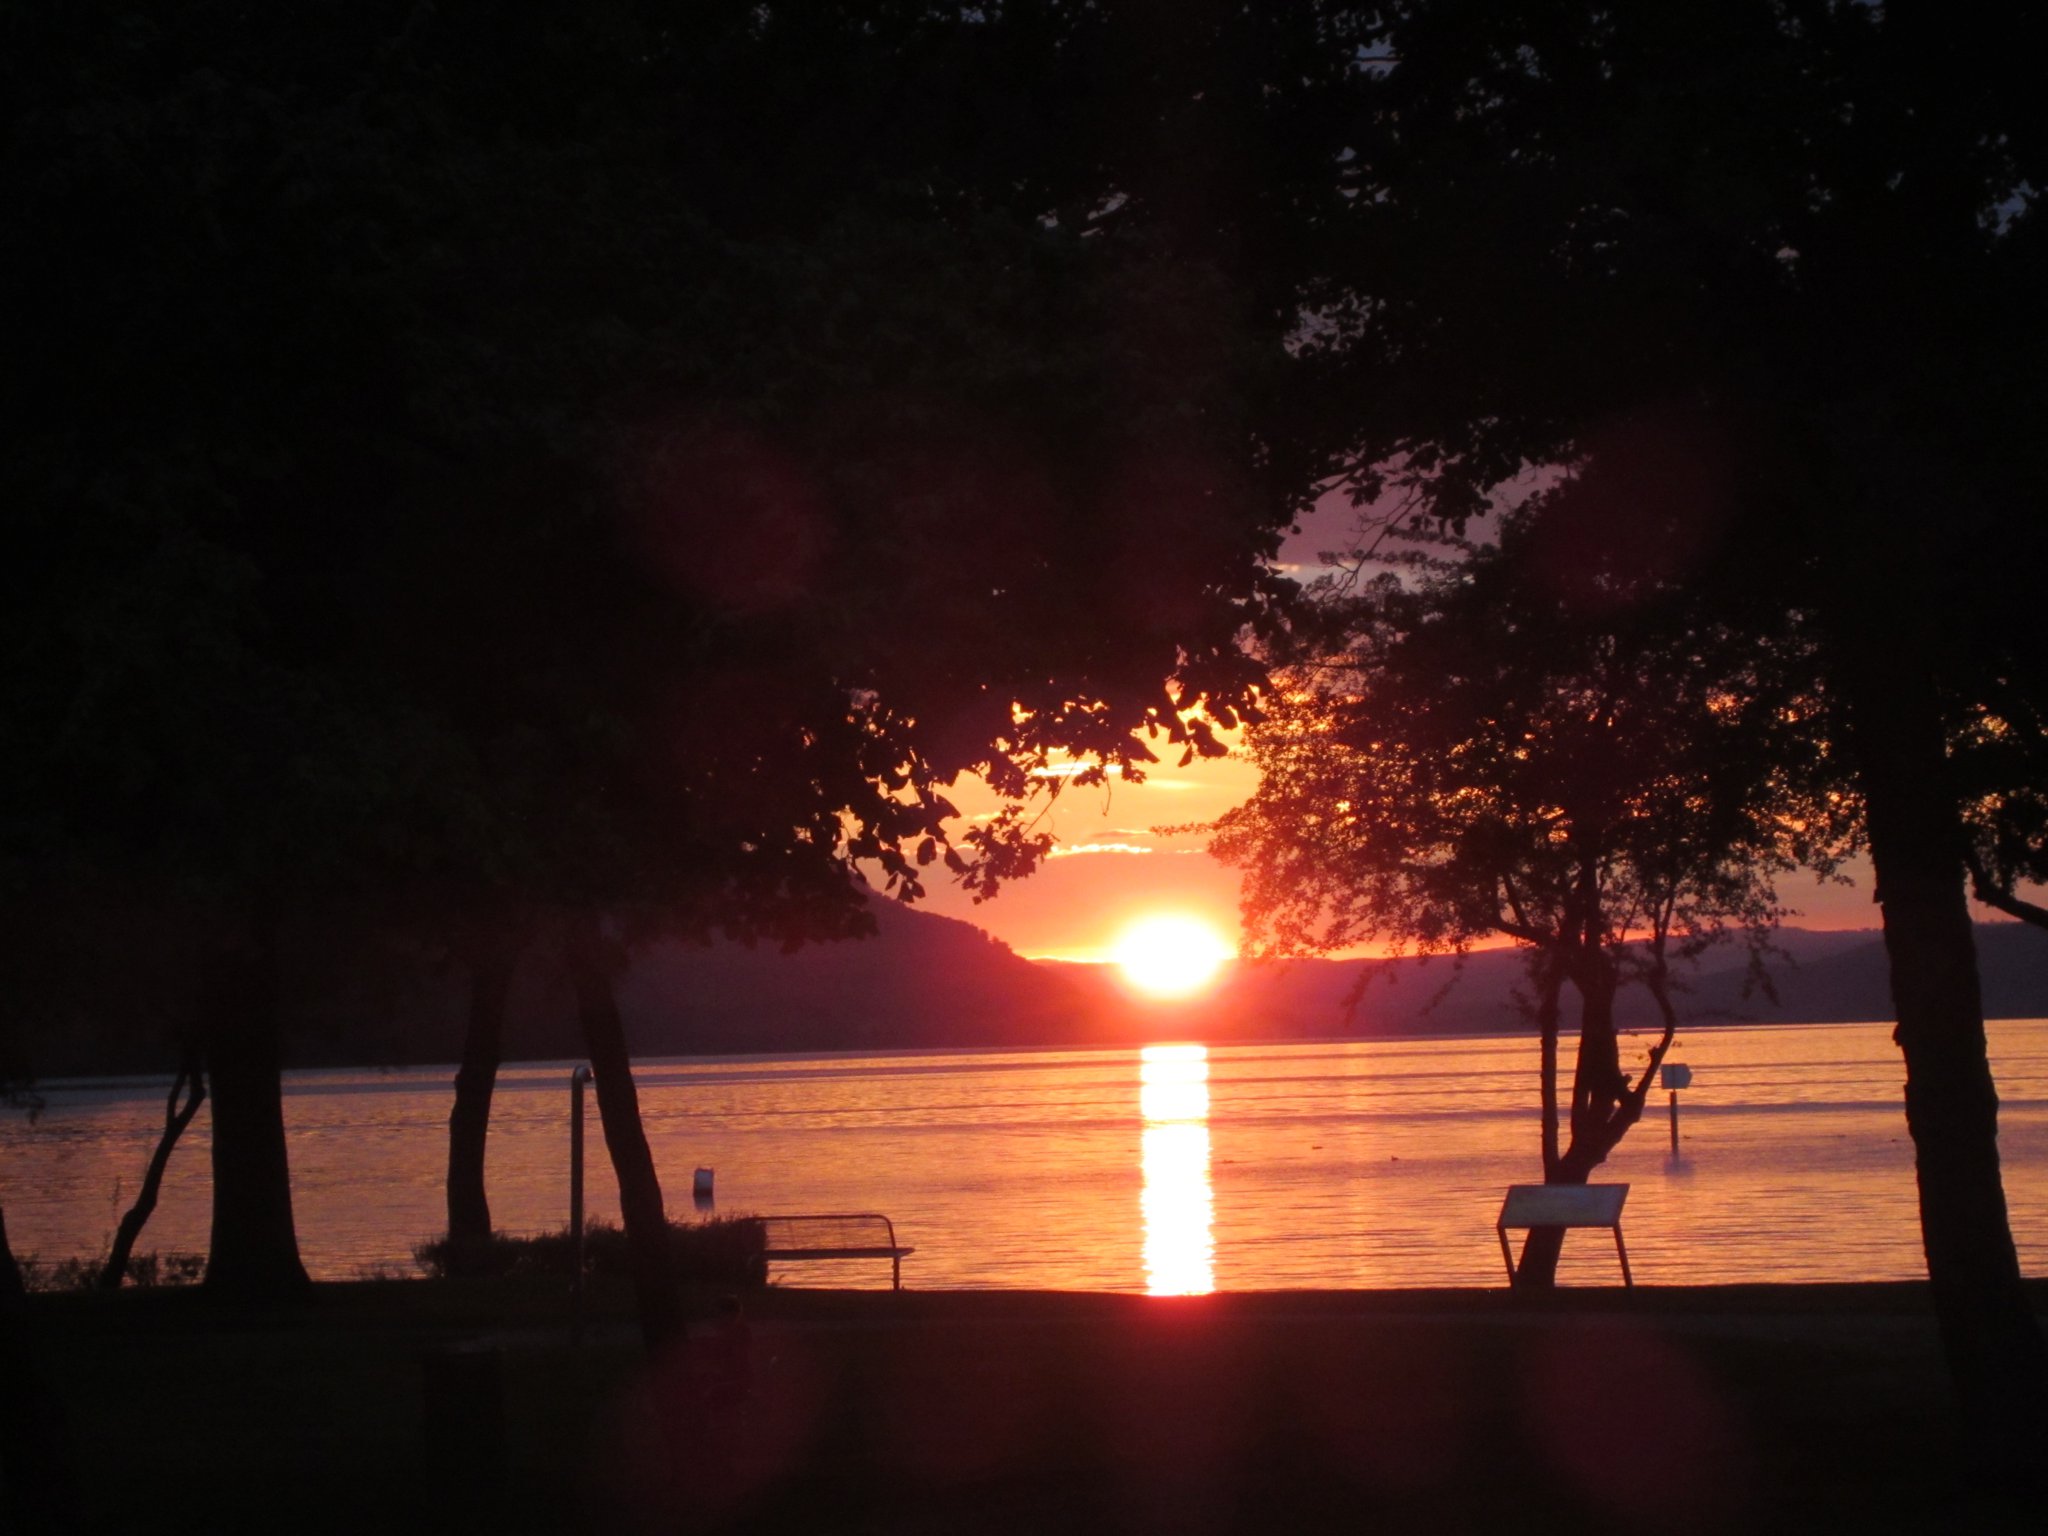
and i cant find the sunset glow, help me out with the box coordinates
[1113,914,1233,999]
[1140,1044,1214,1295]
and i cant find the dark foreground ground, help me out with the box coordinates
[16,1278,2048,1535]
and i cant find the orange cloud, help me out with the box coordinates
[1029,761,1126,780]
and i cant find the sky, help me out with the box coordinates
[898,489,1904,962]
[907,728,1889,962]
[912,747,1261,961]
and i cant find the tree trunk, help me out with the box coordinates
[99,1051,205,1289]
[1535,955,1564,1182]
[0,1206,21,1300]
[1518,956,1614,1290]
[1513,957,1573,1289]
[1852,659,2048,1455]
[1513,1162,1588,1291]
[1516,952,1670,1291]
[0,1207,83,1533]
[562,915,684,1352]
[200,917,310,1302]
[444,939,516,1275]
[1566,958,1623,1150]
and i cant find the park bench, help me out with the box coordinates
[1496,1183,1632,1288]
[745,1213,914,1290]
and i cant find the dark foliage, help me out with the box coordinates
[1217,489,1852,1278]
[414,1216,767,1291]
[0,3,1325,1342]
[1261,0,2048,1450]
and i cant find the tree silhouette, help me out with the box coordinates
[1955,674,2048,935]
[3,1,1317,1341]
[1215,489,1846,1283]
[1258,0,2048,1447]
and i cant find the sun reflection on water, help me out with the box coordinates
[1139,1044,1214,1295]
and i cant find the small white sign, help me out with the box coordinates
[1660,1062,1693,1090]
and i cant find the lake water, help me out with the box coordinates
[7,1020,2048,1291]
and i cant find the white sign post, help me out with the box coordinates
[1660,1061,1693,1151]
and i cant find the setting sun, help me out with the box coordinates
[1112,914,1234,999]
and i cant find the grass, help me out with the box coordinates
[16,1216,764,1293]
[14,1248,207,1293]
[14,1279,2048,1535]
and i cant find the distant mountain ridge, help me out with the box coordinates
[277,894,1106,1068]
[1045,922,2048,1045]
[613,895,1094,1054]
[27,899,2048,1076]
[594,909,2048,1059]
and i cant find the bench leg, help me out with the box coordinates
[892,1254,901,1291]
[1498,1226,1517,1287]
[1614,1227,1632,1289]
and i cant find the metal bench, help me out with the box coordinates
[1496,1183,1632,1288]
[745,1213,914,1290]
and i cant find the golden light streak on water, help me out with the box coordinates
[1139,1043,1211,1124]
[1140,1044,1214,1295]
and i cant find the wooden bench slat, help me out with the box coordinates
[1497,1183,1628,1229]
[1495,1183,1632,1289]
[743,1213,911,1290]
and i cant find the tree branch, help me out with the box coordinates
[99,1052,206,1290]
[1965,849,2048,931]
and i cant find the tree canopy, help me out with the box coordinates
[1216,483,1851,1275]
[1220,496,1846,966]
[1247,0,2048,1444]
[0,2,1342,1316]
[2,1,1343,948]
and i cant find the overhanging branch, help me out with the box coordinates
[1966,850,2048,931]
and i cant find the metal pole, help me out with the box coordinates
[1668,1089,1679,1153]
[570,1065,592,1336]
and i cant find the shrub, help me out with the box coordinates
[415,1214,767,1287]
[18,1249,206,1292]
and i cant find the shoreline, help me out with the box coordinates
[28,1011,2048,1090]
[24,1274,2048,1346]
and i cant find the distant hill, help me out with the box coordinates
[613,897,1102,1055]
[1067,923,2048,1044]
[414,912,2048,1062]
[1672,921,2048,1025]
[589,914,2048,1059]
[1142,927,1873,1041]
[24,900,2048,1077]
[276,895,1113,1069]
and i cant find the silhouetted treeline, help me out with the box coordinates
[7,0,2048,1488]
